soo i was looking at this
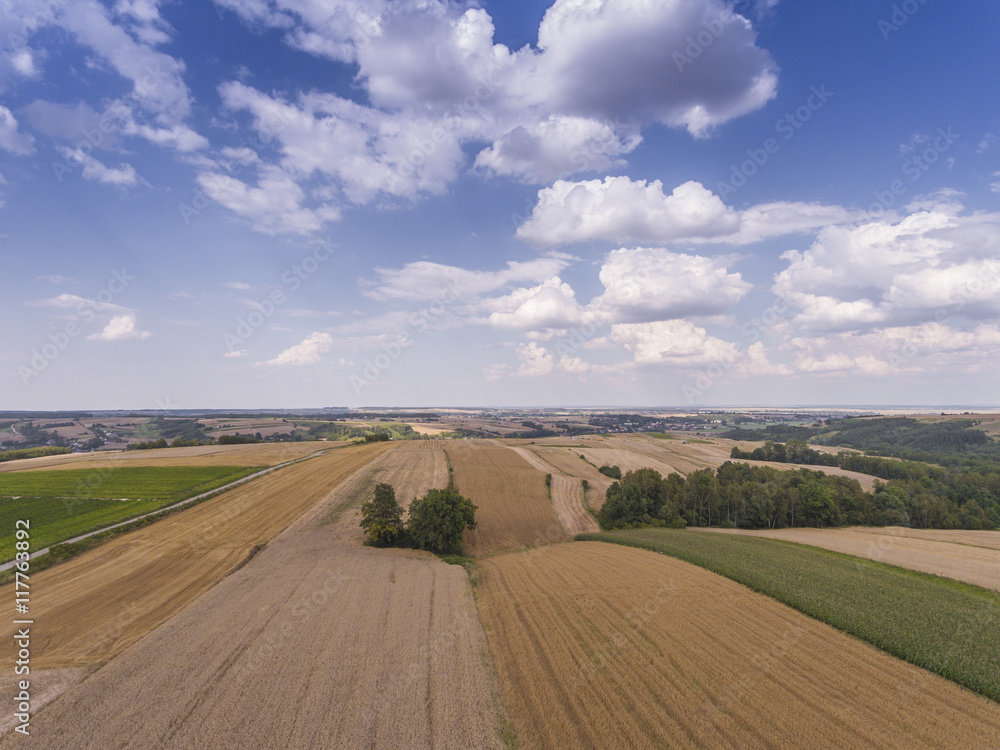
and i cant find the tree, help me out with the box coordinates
[406,488,477,555]
[360,483,404,547]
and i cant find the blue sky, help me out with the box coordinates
[1,0,998,409]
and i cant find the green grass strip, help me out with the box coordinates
[576,528,1000,703]
[0,465,261,500]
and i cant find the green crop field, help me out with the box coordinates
[0,466,261,500]
[0,466,263,561]
[577,528,1000,703]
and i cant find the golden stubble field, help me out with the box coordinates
[445,441,568,554]
[476,542,1000,750]
[701,526,1000,592]
[0,441,335,472]
[0,441,509,748]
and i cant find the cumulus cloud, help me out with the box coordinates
[518,178,738,246]
[199,0,778,233]
[529,0,777,136]
[592,247,751,322]
[611,320,740,367]
[223,349,248,358]
[486,277,588,331]
[516,341,555,376]
[87,313,152,341]
[474,116,641,182]
[773,202,1000,331]
[517,176,859,247]
[262,332,333,366]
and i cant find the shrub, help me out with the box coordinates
[598,465,622,479]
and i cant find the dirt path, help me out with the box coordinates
[700,526,1000,591]
[477,541,1000,749]
[509,446,598,535]
[1,446,507,749]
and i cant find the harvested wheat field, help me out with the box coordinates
[509,447,598,535]
[847,525,1000,551]
[477,541,1000,750]
[0,441,334,472]
[700,526,1000,592]
[445,442,566,555]
[0,442,393,670]
[323,441,451,546]
[0,456,507,750]
[525,446,617,501]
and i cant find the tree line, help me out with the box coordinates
[598,461,997,531]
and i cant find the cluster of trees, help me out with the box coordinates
[360,483,478,555]
[729,439,999,529]
[598,462,998,531]
[218,433,263,444]
[598,465,622,479]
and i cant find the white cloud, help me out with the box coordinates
[36,293,128,314]
[517,176,859,247]
[0,106,33,154]
[518,178,739,246]
[223,349,248,358]
[736,341,791,376]
[364,253,575,302]
[592,247,751,323]
[87,313,152,341]
[773,203,1000,331]
[486,277,588,331]
[59,147,138,185]
[199,0,779,233]
[262,332,333,366]
[610,320,740,367]
[516,341,555,376]
[196,166,339,235]
[474,116,641,182]
[529,0,777,137]
[58,0,191,121]
[224,281,252,291]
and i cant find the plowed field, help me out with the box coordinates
[477,542,1000,750]
[445,442,566,555]
[701,526,1000,592]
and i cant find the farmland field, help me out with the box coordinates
[445,441,567,555]
[477,542,1000,749]
[508,446,598,535]
[0,441,331,472]
[581,528,1000,702]
[0,440,508,748]
[0,442,394,670]
[0,466,262,561]
[702,526,1000,592]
